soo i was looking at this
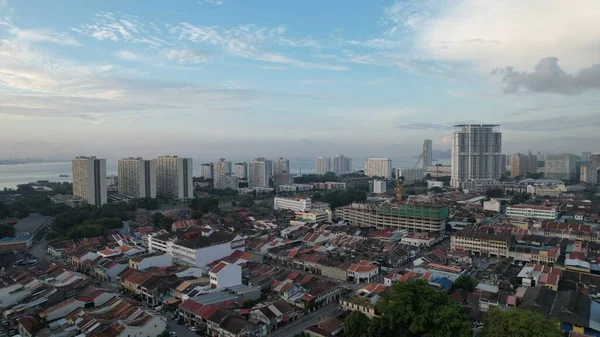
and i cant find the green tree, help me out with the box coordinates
[481,308,562,337]
[294,333,310,337]
[378,280,471,337]
[151,212,164,225]
[157,216,176,230]
[0,224,16,238]
[368,316,393,337]
[190,197,219,213]
[159,330,170,337]
[454,275,477,292]
[486,188,504,198]
[430,186,443,194]
[242,299,255,309]
[238,196,255,208]
[343,311,370,337]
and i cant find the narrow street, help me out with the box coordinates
[166,318,198,337]
[269,302,340,337]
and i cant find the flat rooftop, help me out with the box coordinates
[15,214,51,234]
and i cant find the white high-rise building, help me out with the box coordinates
[154,156,193,199]
[234,162,247,179]
[423,139,433,169]
[200,163,213,180]
[544,154,578,181]
[248,157,273,188]
[397,168,424,183]
[274,157,290,174]
[72,156,107,206]
[369,180,387,194]
[332,155,352,175]
[582,152,592,163]
[117,157,156,198]
[451,124,502,188]
[316,157,331,175]
[213,158,232,189]
[364,158,392,179]
[581,164,598,184]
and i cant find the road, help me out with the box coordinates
[29,232,47,259]
[269,302,340,337]
[166,318,198,337]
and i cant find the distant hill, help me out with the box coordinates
[414,149,451,159]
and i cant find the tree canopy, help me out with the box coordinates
[294,172,340,184]
[0,224,16,238]
[313,190,367,209]
[454,275,478,292]
[481,308,562,337]
[485,188,504,198]
[343,311,370,337]
[377,280,471,337]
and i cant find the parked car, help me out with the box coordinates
[169,332,177,337]
[189,326,197,332]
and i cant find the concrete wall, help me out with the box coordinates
[320,264,347,281]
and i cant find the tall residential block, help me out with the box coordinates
[451,124,502,188]
[509,153,537,178]
[364,157,392,179]
[200,163,213,180]
[544,154,578,181]
[397,168,424,183]
[581,152,592,163]
[72,156,107,206]
[332,155,352,175]
[117,157,156,198]
[315,157,331,175]
[154,155,193,199]
[423,139,433,169]
[580,164,598,184]
[274,157,290,174]
[234,162,248,179]
[248,157,273,188]
[212,158,232,189]
[369,180,387,194]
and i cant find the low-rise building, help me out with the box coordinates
[369,180,387,194]
[209,261,242,289]
[129,253,173,270]
[347,261,379,283]
[274,197,312,212]
[313,182,347,190]
[483,199,501,213]
[506,205,558,220]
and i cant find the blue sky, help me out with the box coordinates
[1,0,599,160]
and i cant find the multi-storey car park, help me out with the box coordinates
[335,202,448,234]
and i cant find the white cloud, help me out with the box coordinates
[8,27,79,46]
[74,12,167,48]
[175,23,343,70]
[113,50,145,61]
[416,0,600,73]
[198,0,223,4]
[163,48,208,64]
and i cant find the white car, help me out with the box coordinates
[169,332,177,337]
[189,326,197,332]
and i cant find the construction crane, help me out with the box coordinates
[395,175,405,204]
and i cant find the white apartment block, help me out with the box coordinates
[72,156,107,206]
[117,157,156,198]
[369,180,386,194]
[332,155,352,175]
[154,155,193,199]
[526,184,565,197]
[248,157,273,188]
[364,157,392,179]
[581,164,598,184]
[316,157,331,175]
[200,163,213,179]
[209,261,242,289]
[451,124,502,188]
[274,157,290,174]
[397,168,424,183]
[427,180,444,189]
[274,197,312,212]
[222,174,239,189]
[483,199,501,212]
[213,158,232,189]
[278,184,313,192]
[234,162,247,179]
[505,205,558,220]
[313,182,347,190]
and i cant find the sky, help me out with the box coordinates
[1,0,599,160]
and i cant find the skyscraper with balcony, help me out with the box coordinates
[117,157,156,198]
[154,155,193,199]
[234,162,247,179]
[274,157,290,174]
[248,157,273,188]
[212,158,232,189]
[509,153,537,178]
[72,156,107,206]
[450,124,502,188]
[200,163,213,180]
[332,155,352,175]
[423,139,433,169]
[315,157,331,175]
[364,157,392,179]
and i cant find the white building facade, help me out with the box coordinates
[234,162,248,179]
[117,157,156,198]
[200,163,213,179]
[423,139,433,169]
[397,168,424,183]
[581,164,598,184]
[72,156,107,206]
[248,157,273,188]
[505,205,558,220]
[154,156,194,199]
[316,157,331,175]
[451,124,502,188]
[332,155,352,175]
[274,157,290,174]
[273,197,312,212]
[364,158,392,179]
[213,158,232,189]
[369,180,386,194]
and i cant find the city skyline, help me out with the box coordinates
[1,0,599,159]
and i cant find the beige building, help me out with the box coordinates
[316,156,331,175]
[544,154,578,181]
[510,153,537,178]
[117,157,156,198]
[248,157,273,188]
[451,226,510,257]
[72,156,107,206]
[154,155,193,199]
[212,158,232,189]
[581,164,598,184]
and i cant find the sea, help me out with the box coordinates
[0,157,450,190]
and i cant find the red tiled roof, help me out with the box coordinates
[211,261,229,274]
[180,300,203,314]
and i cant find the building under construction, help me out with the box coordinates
[335,200,448,234]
